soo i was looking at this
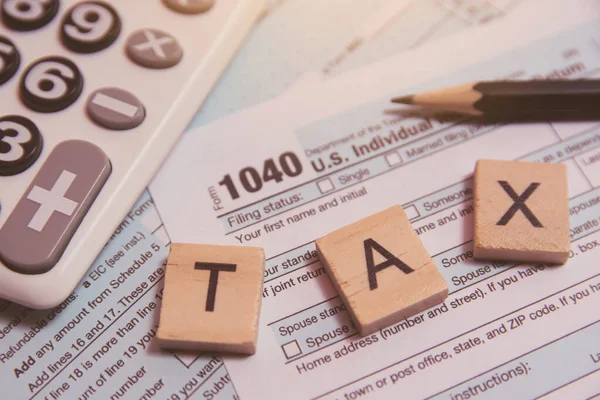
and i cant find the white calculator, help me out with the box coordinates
[0,0,266,309]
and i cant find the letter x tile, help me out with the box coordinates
[156,243,264,354]
[474,159,570,264]
[316,206,448,336]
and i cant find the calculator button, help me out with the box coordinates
[162,0,214,14]
[86,87,145,130]
[1,0,60,32]
[20,56,84,113]
[0,36,20,85]
[125,28,183,69]
[0,140,111,274]
[0,115,42,176]
[60,1,121,54]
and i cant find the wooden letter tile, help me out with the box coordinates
[156,243,264,355]
[316,205,448,336]
[474,159,569,264]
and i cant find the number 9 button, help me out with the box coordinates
[60,1,121,53]
[20,56,84,113]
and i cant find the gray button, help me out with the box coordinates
[87,87,145,130]
[0,140,111,274]
[162,0,215,14]
[126,29,183,69]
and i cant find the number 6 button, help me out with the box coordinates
[0,140,111,274]
[20,56,84,113]
[0,115,43,176]
[60,1,121,54]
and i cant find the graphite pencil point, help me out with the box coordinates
[391,95,415,104]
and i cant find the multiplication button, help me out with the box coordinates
[1,0,60,31]
[0,140,111,274]
[126,28,183,69]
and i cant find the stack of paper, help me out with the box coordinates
[2,1,599,399]
[151,0,600,398]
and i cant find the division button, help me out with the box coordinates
[60,1,121,54]
[87,87,145,130]
[1,0,60,32]
[125,28,183,69]
[0,36,20,86]
[20,56,84,113]
[0,140,111,274]
[0,115,43,176]
[162,0,214,14]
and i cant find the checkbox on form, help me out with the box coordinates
[282,340,303,359]
[403,204,420,221]
[317,178,335,194]
[385,151,403,167]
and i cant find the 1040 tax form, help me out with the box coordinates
[151,1,600,398]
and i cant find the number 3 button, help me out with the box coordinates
[0,115,43,176]
[20,56,84,113]
[60,1,121,53]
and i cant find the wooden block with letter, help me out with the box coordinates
[156,243,264,355]
[316,205,448,336]
[474,159,570,264]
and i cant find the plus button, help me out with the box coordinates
[26,170,78,232]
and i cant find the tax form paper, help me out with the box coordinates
[151,1,600,398]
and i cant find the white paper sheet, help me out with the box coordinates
[0,2,539,399]
[150,0,600,398]
[186,0,527,128]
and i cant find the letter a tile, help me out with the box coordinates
[474,159,569,264]
[316,206,448,336]
[156,243,264,354]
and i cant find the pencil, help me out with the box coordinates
[391,80,600,116]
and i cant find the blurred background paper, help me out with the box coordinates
[188,0,526,128]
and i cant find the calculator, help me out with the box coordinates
[0,0,266,309]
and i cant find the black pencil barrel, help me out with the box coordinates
[473,80,600,114]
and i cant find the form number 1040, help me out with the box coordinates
[218,151,303,200]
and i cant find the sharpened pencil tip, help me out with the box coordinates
[391,95,414,105]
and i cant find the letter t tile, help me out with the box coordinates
[157,243,264,354]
